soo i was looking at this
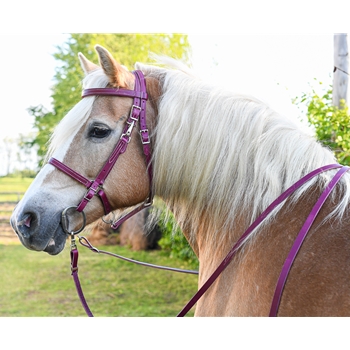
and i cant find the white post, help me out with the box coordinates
[333,33,349,109]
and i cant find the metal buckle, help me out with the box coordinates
[144,196,153,207]
[140,129,150,144]
[130,104,141,118]
[83,184,103,202]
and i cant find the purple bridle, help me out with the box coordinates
[48,70,153,233]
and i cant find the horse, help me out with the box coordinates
[11,44,350,316]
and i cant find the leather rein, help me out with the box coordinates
[47,70,349,317]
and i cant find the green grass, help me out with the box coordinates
[0,176,198,317]
[0,176,32,201]
[0,242,198,317]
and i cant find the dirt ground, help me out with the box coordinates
[0,203,20,244]
[0,219,20,244]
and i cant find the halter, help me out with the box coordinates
[48,70,153,232]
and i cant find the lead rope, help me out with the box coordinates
[69,233,198,317]
[70,234,94,317]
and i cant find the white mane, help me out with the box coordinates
[136,58,350,244]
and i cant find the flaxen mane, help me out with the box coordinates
[47,56,350,247]
[136,58,350,245]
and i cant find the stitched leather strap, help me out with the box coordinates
[82,88,148,99]
[49,158,92,188]
[70,236,94,317]
[177,164,343,317]
[269,165,350,316]
[49,157,113,215]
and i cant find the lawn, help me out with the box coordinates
[0,176,198,317]
[0,177,197,317]
[0,242,198,316]
[0,176,33,202]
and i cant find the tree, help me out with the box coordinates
[333,34,349,109]
[28,33,191,167]
[2,137,16,176]
[294,81,350,165]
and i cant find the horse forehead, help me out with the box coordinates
[90,95,133,119]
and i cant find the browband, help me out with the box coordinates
[82,88,148,99]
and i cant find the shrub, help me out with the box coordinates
[294,81,350,166]
[152,201,199,267]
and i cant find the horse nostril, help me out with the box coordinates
[23,214,33,227]
[19,213,33,227]
[17,213,36,238]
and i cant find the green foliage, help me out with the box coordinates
[26,105,60,167]
[294,81,350,165]
[155,204,199,267]
[27,33,191,167]
[4,169,36,178]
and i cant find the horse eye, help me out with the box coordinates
[89,126,111,139]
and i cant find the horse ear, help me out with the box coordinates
[95,45,131,88]
[78,53,99,75]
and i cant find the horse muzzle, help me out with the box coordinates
[10,202,70,255]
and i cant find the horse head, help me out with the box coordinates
[11,45,159,255]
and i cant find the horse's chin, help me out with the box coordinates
[13,217,68,256]
[43,234,67,255]
[36,226,68,255]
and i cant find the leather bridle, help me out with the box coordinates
[48,70,153,233]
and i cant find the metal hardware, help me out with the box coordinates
[61,206,87,235]
[119,133,132,143]
[83,184,103,203]
[140,129,150,144]
[144,197,153,207]
[130,104,141,118]
[101,211,116,225]
[70,233,77,251]
[125,121,135,136]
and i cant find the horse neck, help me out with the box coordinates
[176,205,249,272]
[149,68,342,274]
[152,69,338,243]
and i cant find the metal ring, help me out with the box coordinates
[61,206,86,235]
[101,211,116,225]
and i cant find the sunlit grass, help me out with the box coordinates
[0,176,32,201]
[0,176,198,317]
[0,243,198,317]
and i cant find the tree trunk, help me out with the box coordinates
[333,33,349,109]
